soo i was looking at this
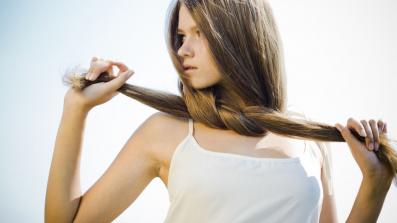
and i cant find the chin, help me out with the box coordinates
[189,77,221,90]
[192,83,216,90]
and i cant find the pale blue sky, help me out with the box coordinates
[1,0,396,222]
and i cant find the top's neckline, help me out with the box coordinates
[188,132,306,163]
[187,118,308,163]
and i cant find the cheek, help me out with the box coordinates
[195,47,222,83]
[207,63,222,81]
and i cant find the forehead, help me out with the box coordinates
[178,3,197,30]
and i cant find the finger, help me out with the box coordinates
[87,59,100,80]
[86,70,99,81]
[105,60,115,77]
[335,123,367,156]
[86,67,93,80]
[377,119,385,131]
[105,69,134,92]
[106,60,122,77]
[88,59,113,80]
[346,117,367,137]
[382,122,387,134]
[109,61,129,74]
[86,58,95,80]
[86,59,97,79]
[346,118,371,151]
[369,119,379,151]
[360,119,374,151]
[107,66,114,77]
[377,120,386,135]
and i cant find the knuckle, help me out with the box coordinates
[360,120,369,127]
[340,127,348,134]
[369,119,376,125]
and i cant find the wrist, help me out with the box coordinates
[363,168,394,186]
[362,176,392,196]
[63,98,92,115]
[63,88,93,114]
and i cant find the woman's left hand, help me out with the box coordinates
[335,118,392,182]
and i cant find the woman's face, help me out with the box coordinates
[177,3,223,89]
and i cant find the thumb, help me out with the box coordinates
[106,69,134,92]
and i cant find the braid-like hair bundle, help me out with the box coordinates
[63,70,397,187]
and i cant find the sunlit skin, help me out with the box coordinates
[47,2,393,223]
[177,3,223,89]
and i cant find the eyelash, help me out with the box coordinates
[178,30,200,43]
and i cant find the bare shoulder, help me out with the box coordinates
[142,111,189,141]
[138,112,190,171]
[143,111,187,132]
[69,112,188,222]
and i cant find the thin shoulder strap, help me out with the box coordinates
[188,118,194,136]
[315,141,334,196]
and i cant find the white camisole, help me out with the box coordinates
[163,118,334,223]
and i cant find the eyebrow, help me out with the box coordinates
[177,25,198,33]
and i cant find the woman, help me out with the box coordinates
[46,0,395,222]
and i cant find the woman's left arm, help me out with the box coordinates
[345,175,392,223]
[335,118,394,223]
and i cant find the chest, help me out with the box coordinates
[158,125,307,188]
[164,136,323,218]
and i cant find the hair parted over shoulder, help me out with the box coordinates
[63,0,397,185]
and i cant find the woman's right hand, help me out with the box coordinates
[64,56,134,112]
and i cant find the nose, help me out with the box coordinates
[177,39,194,58]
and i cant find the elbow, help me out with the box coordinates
[44,197,82,223]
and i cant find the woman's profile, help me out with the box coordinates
[45,0,397,222]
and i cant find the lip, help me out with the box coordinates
[183,63,197,68]
[184,67,197,73]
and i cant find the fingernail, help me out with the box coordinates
[359,130,366,137]
[369,143,374,150]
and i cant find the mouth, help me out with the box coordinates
[184,67,198,73]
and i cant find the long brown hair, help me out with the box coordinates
[63,0,397,185]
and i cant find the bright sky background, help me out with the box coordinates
[1,0,396,222]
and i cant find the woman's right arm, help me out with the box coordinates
[45,57,136,222]
[45,100,165,223]
[44,99,90,223]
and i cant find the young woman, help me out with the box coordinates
[46,0,395,222]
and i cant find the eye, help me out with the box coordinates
[177,34,186,43]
